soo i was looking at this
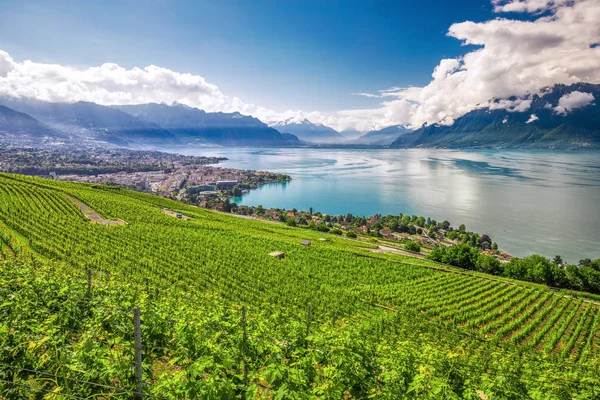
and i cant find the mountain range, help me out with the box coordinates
[391,83,600,149]
[270,118,346,143]
[116,103,299,147]
[0,82,597,149]
[350,125,412,145]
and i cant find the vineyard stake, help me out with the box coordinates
[242,305,248,397]
[86,270,92,294]
[133,307,144,400]
[306,305,311,337]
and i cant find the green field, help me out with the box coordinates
[0,172,599,399]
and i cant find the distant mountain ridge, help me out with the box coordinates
[270,118,345,143]
[0,105,65,144]
[0,97,179,146]
[352,125,412,145]
[391,83,600,149]
[116,103,299,147]
[0,98,299,147]
[0,82,598,149]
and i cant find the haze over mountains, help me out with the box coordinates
[0,83,597,149]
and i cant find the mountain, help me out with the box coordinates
[270,119,345,143]
[0,105,65,145]
[339,128,364,140]
[351,125,412,145]
[392,83,600,149]
[0,97,179,147]
[116,103,299,147]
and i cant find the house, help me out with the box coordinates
[379,227,393,238]
[301,240,311,246]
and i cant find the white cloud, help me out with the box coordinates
[0,0,599,133]
[350,92,380,98]
[526,114,539,123]
[554,90,595,114]
[492,0,571,13]
[0,50,229,111]
[338,0,600,130]
[488,98,532,112]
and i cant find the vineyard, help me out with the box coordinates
[1,172,599,398]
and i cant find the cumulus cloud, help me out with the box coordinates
[0,0,599,132]
[554,91,595,114]
[338,0,600,130]
[0,49,229,112]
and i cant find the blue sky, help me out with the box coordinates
[0,0,493,112]
[0,0,597,131]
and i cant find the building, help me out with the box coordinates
[217,180,238,190]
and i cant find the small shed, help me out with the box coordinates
[301,240,311,246]
[269,251,285,259]
[319,238,329,242]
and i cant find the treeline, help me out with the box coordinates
[428,243,600,294]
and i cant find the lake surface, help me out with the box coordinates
[171,147,600,262]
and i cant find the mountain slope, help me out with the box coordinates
[271,119,345,143]
[392,83,600,149]
[0,97,180,146]
[0,105,65,144]
[117,103,299,146]
[352,125,412,145]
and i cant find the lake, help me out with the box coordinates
[171,147,600,262]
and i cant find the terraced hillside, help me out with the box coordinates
[0,173,599,398]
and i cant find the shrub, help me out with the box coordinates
[286,218,297,227]
[405,241,421,253]
[346,231,357,238]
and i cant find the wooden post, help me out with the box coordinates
[306,305,311,337]
[133,307,143,399]
[87,270,92,294]
[242,306,248,398]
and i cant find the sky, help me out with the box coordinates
[0,0,598,131]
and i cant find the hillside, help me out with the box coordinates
[0,105,65,144]
[352,125,412,145]
[392,83,600,149]
[117,103,300,147]
[0,97,180,147]
[270,118,345,143]
[1,173,599,398]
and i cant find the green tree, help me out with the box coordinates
[286,218,297,227]
[346,231,357,238]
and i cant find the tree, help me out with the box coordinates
[346,231,357,238]
[316,224,330,232]
[491,242,498,251]
[286,218,297,227]
[552,255,563,265]
[458,224,466,233]
[476,254,502,275]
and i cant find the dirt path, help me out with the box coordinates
[371,244,427,259]
[68,196,126,226]
[161,208,191,220]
